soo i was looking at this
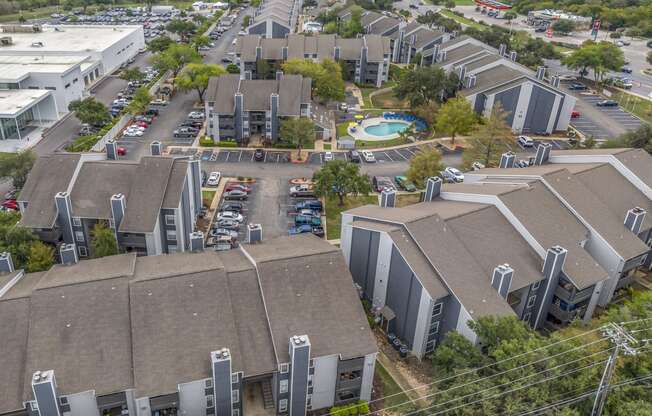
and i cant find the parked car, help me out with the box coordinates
[289,224,325,237]
[209,228,239,239]
[79,124,96,135]
[2,199,18,210]
[117,146,127,156]
[206,171,221,186]
[225,183,251,193]
[145,108,159,117]
[518,135,534,147]
[216,218,240,229]
[207,235,237,250]
[217,211,244,223]
[123,128,143,137]
[471,161,485,171]
[295,200,322,211]
[568,82,587,90]
[254,148,265,161]
[372,176,396,193]
[349,150,361,163]
[220,202,243,213]
[394,176,416,192]
[324,151,334,162]
[290,184,315,198]
[223,190,248,200]
[295,214,322,226]
[188,111,205,120]
[179,120,203,129]
[361,150,376,163]
[442,167,464,183]
[339,102,348,112]
[596,100,618,107]
[149,99,169,106]
[571,110,581,118]
[298,208,320,218]
[173,127,198,138]
[621,66,633,74]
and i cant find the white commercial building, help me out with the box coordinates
[0,89,58,141]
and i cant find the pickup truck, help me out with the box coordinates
[295,215,322,226]
[290,184,315,198]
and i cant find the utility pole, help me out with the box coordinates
[591,323,640,416]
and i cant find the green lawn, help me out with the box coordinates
[612,91,652,124]
[371,89,410,109]
[439,9,485,30]
[375,362,411,410]
[355,137,411,148]
[325,194,378,240]
[202,190,216,207]
[323,143,332,150]
[336,122,350,139]
[360,87,375,108]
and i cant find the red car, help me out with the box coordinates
[2,199,18,209]
[117,146,127,156]
[134,120,148,128]
[571,110,581,118]
[224,183,252,193]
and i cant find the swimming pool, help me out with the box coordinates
[364,121,409,137]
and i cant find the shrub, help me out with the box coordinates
[66,135,101,152]
[199,136,216,146]
[217,140,239,148]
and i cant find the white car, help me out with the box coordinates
[128,124,146,132]
[217,211,244,223]
[324,151,333,162]
[362,150,376,163]
[518,135,534,147]
[188,111,205,120]
[206,171,221,186]
[123,129,143,137]
[444,167,464,182]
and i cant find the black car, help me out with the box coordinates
[180,120,203,129]
[349,150,361,163]
[568,83,587,90]
[145,108,159,117]
[621,67,633,74]
[597,100,618,107]
[220,202,244,213]
[254,149,265,161]
[201,170,207,186]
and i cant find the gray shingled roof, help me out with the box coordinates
[18,153,81,229]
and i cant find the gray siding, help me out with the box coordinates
[248,21,267,35]
[386,246,423,348]
[290,345,310,416]
[473,93,486,114]
[436,295,460,345]
[348,228,378,301]
[33,382,59,416]
[494,85,521,126]
[272,21,290,38]
[523,85,555,132]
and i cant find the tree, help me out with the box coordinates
[435,96,477,144]
[620,123,652,154]
[226,63,240,74]
[394,66,459,107]
[120,67,145,83]
[166,19,197,42]
[150,44,201,78]
[0,150,35,190]
[413,101,439,128]
[256,59,271,78]
[0,211,36,269]
[126,87,152,115]
[91,222,118,258]
[176,63,225,102]
[312,160,372,206]
[432,331,486,373]
[406,147,444,188]
[68,97,111,127]
[26,242,54,273]
[191,35,211,52]
[462,105,515,168]
[281,59,345,102]
[551,19,575,35]
[243,15,251,27]
[147,35,174,53]
[647,51,652,66]
[279,117,315,159]
[503,11,517,21]
[18,14,26,23]
[340,6,364,37]
[562,41,624,82]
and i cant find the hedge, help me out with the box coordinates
[329,400,370,416]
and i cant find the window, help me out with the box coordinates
[73,78,79,83]
[206,395,214,408]
[78,246,88,257]
[75,231,85,242]
[65,83,71,89]
[232,389,239,404]
[426,340,436,353]
[309,359,314,368]
[523,312,531,322]
[165,215,176,226]
[233,410,240,416]
[279,399,288,412]
[72,217,82,227]
[166,229,177,241]
[168,245,177,254]
[205,379,213,388]
[231,373,238,384]
[59,397,68,405]
[532,281,541,291]
[31,402,38,411]
[279,379,288,393]
[432,302,443,317]
[279,363,289,373]
[45,86,56,90]
[527,295,536,308]
[339,370,361,381]
[429,320,440,335]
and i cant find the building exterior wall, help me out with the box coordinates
[65,390,100,416]
[99,27,145,74]
[179,379,210,416]
[311,355,338,410]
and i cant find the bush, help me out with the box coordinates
[329,401,370,416]
[272,142,298,149]
[66,134,101,152]
[609,32,622,39]
[217,140,239,148]
[199,136,216,146]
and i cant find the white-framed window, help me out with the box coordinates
[231,373,238,384]
[206,395,214,408]
[165,214,176,226]
[72,217,82,227]
[532,281,541,291]
[523,312,531,322]
[78,246,88,257]
[59,397,68,405]
[426,340,436,353]
[232,389,239,404]
[166,229,177,241]
[527,295,536,308]
[429,320,440,335]
[309,359,314,368]
[75,231,85,242]
[205,379,213,388]
[31,402,38,411]
[432,302,443,317]
[279,379,289,394]
[279,399,288,412]
[279,363,289,373]
[233,410,240,416]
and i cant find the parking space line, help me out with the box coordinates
[396,150,408,161]
[238,151,243,162]
[263,152,267,162]
[277,153,280,163]
[384,151,394,162]
[225,152,230,162]
[250,152,255,162]
[343,153,348,162]
[319,153,323,164]
[404,147,416,156]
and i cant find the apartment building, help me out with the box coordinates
[247,0,302,38]
[339,9,449,64]
[235,34,391,87]
[0,234,376,416]
[422,36,577,134]
[17,147,202,257]
[340,146,650,357]
[204,74,312,144]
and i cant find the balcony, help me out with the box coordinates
[549,302,582,323]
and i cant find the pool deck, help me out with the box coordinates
[348,118,412,141]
